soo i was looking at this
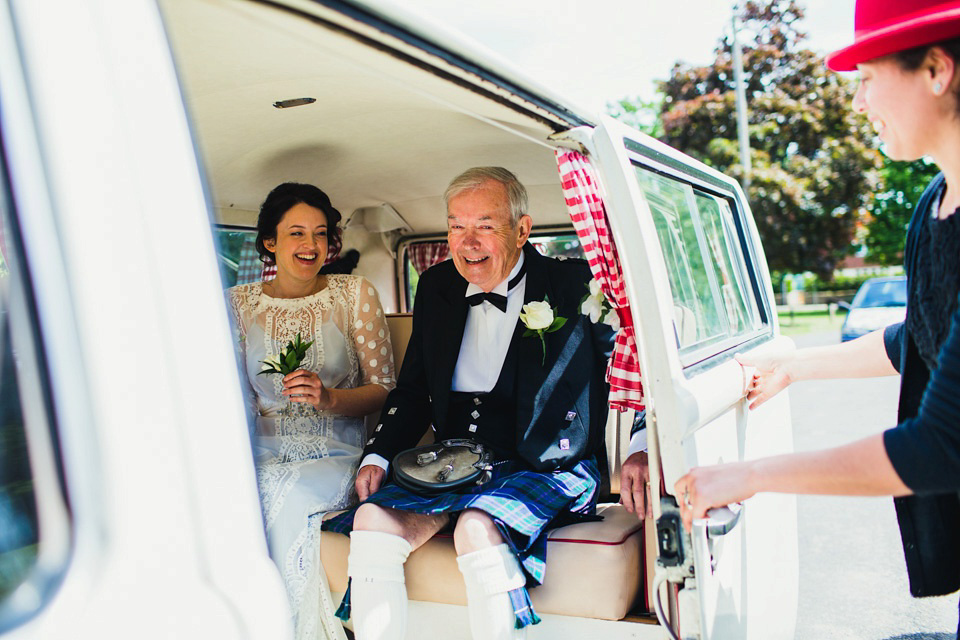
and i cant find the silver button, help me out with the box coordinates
[468,424,478,432]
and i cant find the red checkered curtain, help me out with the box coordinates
[261,262,277,281]
[408,242,450,275]
[556,149,644,411]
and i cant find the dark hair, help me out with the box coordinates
[891,37,960,113]
[256,182,343,264]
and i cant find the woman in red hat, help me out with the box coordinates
[677,0,960,627]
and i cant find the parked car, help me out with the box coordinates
[840,276,908,342]
[0,1,797,638]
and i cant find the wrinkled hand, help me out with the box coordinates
[282,369,331,410]
[355,464,385,501]
[620,451,652,520]
[673,462,755,532]
[736,348,796,410]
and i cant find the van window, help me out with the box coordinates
[0,159,68,620]
[401,233,584,310]
[632,166,762,361]
[215,227,260,288]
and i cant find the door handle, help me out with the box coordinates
[698,503,742,537]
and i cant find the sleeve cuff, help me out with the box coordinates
[627,428,648,456]
[361,453,390,474]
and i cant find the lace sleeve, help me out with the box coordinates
[349,277,397,392]
[227,286,259,433]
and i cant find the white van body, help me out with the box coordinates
[0,0,797,638]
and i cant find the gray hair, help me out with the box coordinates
[443,166,528,225]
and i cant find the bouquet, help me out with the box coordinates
[259,333,314,376]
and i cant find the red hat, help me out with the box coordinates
[827,0,960,71]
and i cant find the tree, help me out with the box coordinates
[616,0,882,279]
[865,157,940,265]
[606,96,663,138]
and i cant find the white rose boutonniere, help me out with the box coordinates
[580,278,620,331]
[520,297,567,365]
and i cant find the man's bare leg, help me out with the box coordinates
[346,505,449,640]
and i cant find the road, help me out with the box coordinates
[790,331,957,640]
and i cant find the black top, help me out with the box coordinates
[880,172,960,597]
[905,181,960,370]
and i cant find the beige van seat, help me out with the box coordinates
[336,312,649,620]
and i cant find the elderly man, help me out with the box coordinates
[324,167,645,640]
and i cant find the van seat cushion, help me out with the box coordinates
[321,503,644,620]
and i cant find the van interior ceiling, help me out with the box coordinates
[159,0,589,311]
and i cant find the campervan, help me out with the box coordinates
[0,0,797,638]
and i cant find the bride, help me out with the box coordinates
[228,182,395,639]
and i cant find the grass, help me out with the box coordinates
[777,309,844,337]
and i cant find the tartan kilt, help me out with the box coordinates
[322,458,600,585]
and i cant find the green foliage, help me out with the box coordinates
[258,332,314,375]
[866,157,940,265]
[806,272,877,292]
[624,0,882,279]
[607,96,664,138]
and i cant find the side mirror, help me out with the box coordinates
[837,301,851,313]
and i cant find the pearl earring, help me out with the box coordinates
[934,81,944,94]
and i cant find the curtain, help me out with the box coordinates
[408,241,450,275]
[556,149,644,412]
[236,237,263,285]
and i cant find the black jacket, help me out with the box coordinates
[882,172,960,597]
[365,242,615,471]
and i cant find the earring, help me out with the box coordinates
[934,81,944,94]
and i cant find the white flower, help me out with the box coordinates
[520,300,554,330]
[603,308,621,331]
[261,355,281,371]
[581,294,603,323]
[589,278,602,297]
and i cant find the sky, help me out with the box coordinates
[399,0,856,115]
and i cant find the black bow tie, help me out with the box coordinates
[466,291,508,311]
[464,260,527,313]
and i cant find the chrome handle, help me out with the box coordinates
[702,504,742,537]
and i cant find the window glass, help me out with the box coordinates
[0,196,39,605]
[401,233,585,310]
[214,227,260,288]
[632,166,761,357]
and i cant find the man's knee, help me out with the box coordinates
[354,503,403,536]
[454,509,504,555]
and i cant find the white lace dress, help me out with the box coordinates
[228,275,396,640]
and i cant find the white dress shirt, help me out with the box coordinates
[362,254,527,472]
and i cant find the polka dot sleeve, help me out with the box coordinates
[350,277,396,392]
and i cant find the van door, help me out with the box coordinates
[560,118,798,639]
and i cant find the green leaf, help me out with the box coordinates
[522,328,537,338]
[285,350,298,371]
[547,316,567,333]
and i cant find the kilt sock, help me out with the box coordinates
[457,544,528,640]
[347,531,411,640]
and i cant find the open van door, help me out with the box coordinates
[558,118,799,639]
